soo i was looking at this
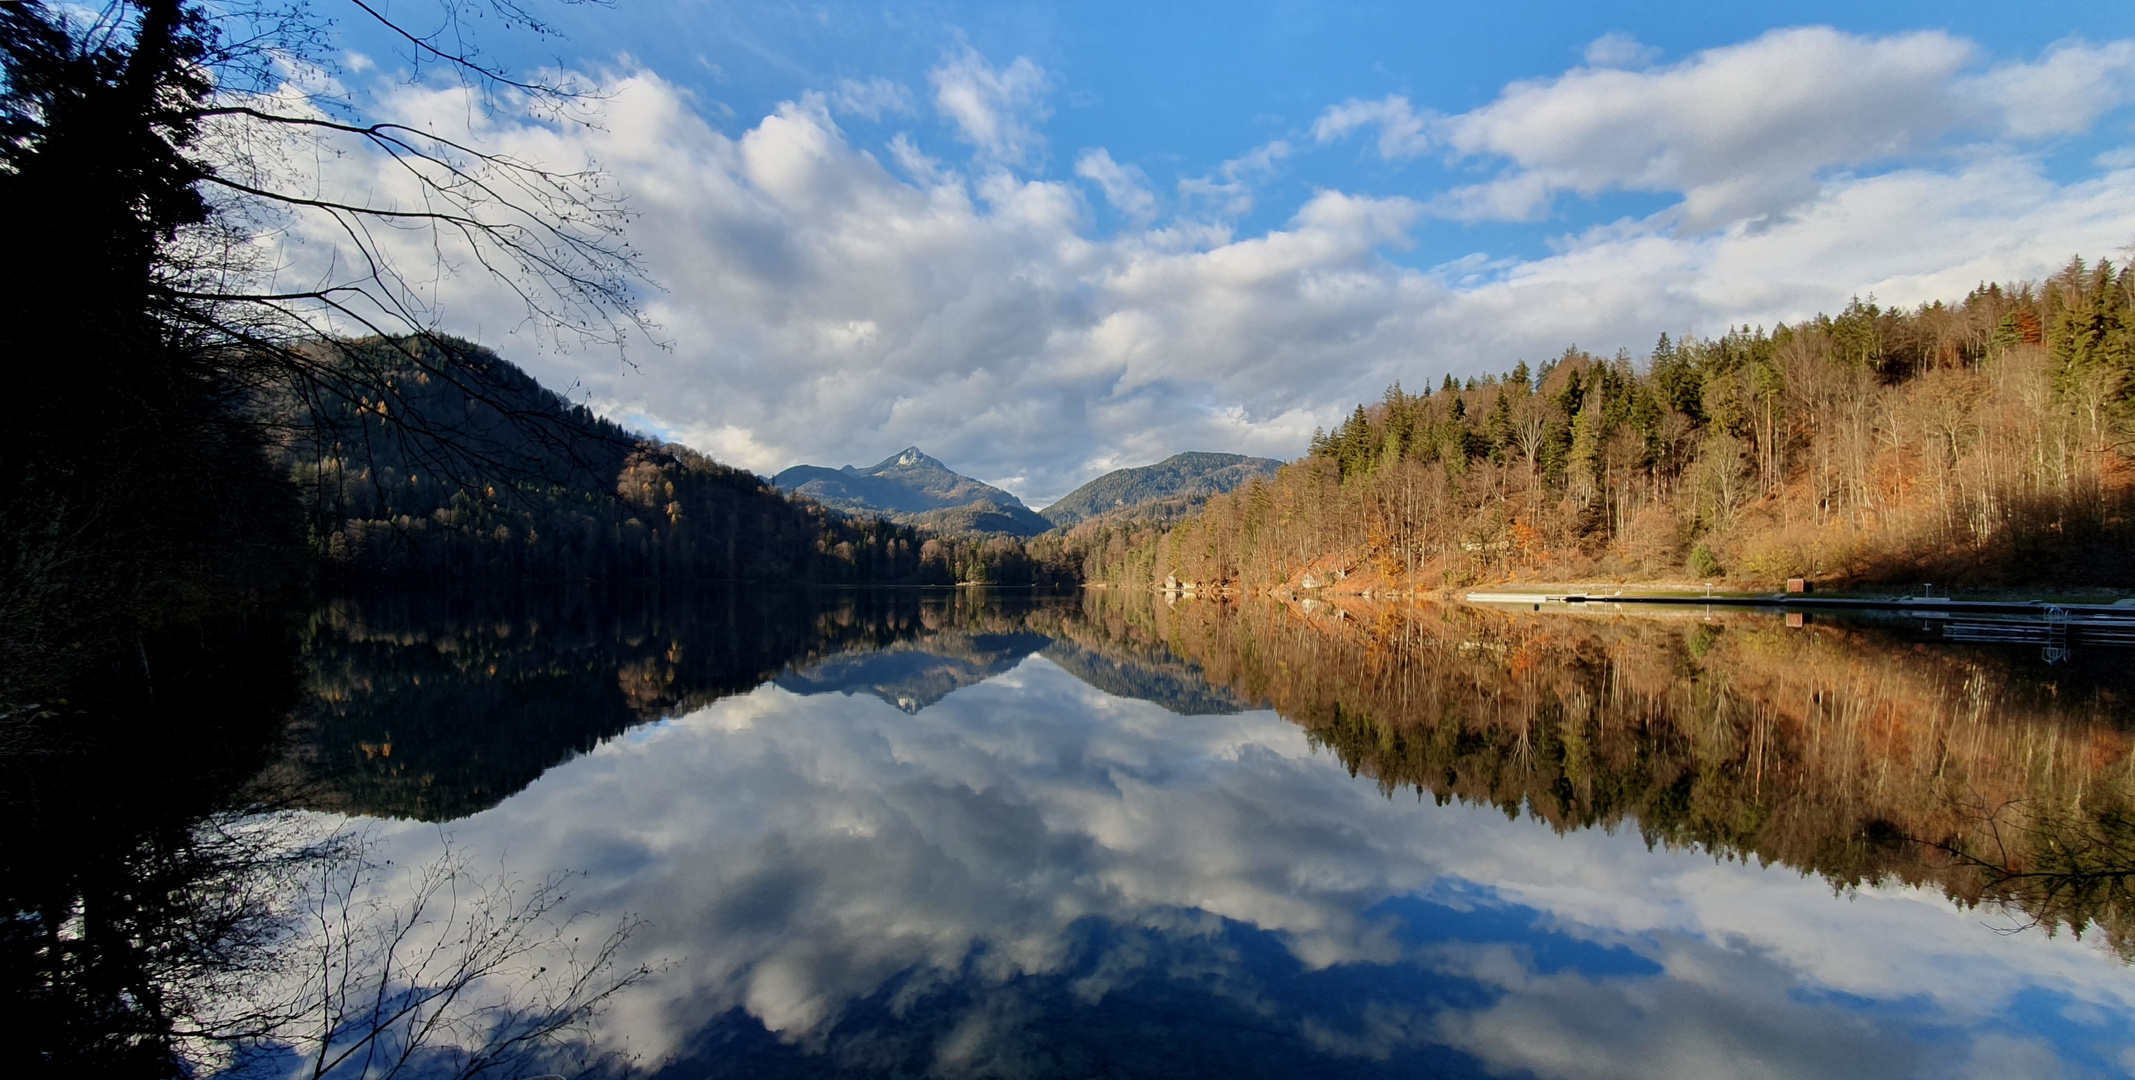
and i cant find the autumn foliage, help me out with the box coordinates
[1079,257,2135,592]
[1072,590,2135,956]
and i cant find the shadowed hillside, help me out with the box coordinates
[258,337,930,584]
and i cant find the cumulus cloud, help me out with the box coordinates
[1074,147,1158,223]
[321,70,1461,497]
[1969,38,2135,137]
[1582,31,1661,69]
[1176,139,1291,218]
[1432,155,2135,348]
[1427,28,2135,229]
[928,46,1050,166]
[1437,27,1978,227]
[1311,95,1431,158]
[828,76,915,120]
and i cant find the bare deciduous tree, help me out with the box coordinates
[188,829,654,1080]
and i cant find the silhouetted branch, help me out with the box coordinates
[186,830,653,1080]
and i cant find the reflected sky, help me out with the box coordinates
[342,631,2135,1079]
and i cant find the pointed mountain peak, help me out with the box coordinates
[875,446,944,472]
[773,447,1046,534]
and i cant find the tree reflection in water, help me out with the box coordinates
[1,603,307,1077]
[199,830,652,1080]
[5,586,914,1078]
[12,585,2135,1077]
[281,587,2135,962]
[1094,593,2135,958]
[273,587,1063,819]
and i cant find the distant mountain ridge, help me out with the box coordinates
[1041,452,1284,529]
[773,447,1052,537]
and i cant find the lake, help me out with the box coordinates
[24,587,2135,1078]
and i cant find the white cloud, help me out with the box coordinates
[1074,147,1158,223]
[1311,95,1431,158]
[1438,156,2135,348]
[1428,171,1558,224]
[1968,38,2135,137]
[928,46,1050,167]
[1177,139,1292,219]
[1431,28,2135,230]
[1582,32,1661,69]
[828,76,915,120]
[1438,27,1978,227]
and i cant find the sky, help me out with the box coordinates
[311,0,2135,505]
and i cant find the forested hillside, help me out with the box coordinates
[260,337,932,583]
[1079,256,2135,592]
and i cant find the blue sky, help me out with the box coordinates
[477,0,2134,252]
[313,0,2135,501]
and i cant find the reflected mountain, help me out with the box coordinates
[776,630,1051,712]
[276,590,1264,821]
[771,626,1250,716]
[1035,638,1245,715]
[273,587,959,820]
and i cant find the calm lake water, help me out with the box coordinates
[260,587,2135,1078]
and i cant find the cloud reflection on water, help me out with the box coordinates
[358,653,2135,1078]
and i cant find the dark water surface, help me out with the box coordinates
[23,587,2134,1078]
[238,587,2135,1079]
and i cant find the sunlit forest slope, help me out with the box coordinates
[1077,257,2135,592]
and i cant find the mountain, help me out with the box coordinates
[1040,452,1284,529]
[253,336,931,583]
[773,448,1052,537]
[1038,639,1249,715]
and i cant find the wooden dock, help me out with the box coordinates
[1463,590,2135,651]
